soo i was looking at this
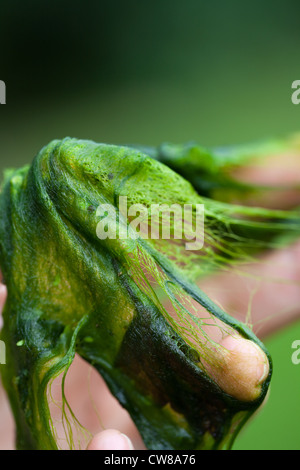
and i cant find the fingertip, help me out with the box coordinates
[220,334,269,400]
[86,429,134,451]
[220,334,269,385]
[205,333,270,402]
[0,283,7,309]
[0,284,7,329]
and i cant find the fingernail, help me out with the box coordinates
[257,361,269,384]
[120,433,134,450]
[251,342,269,384]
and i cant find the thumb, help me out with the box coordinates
[86,429,134,450]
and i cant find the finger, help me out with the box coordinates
[200,240,300,338]
[0,283,7,330]
[86,429,134,450]
[0,281,13,450]
[203,333,269,402]
[231,151,300,209]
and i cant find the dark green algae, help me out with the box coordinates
[1,137,296,450]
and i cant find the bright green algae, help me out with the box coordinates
[0,138,299,450]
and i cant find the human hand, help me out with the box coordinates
[1,235,299,450]
[0,148,299,450]
[0,283,142,450]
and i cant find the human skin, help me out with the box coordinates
[0,150,299,450]
[0,238,300,450]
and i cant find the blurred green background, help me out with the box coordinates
[1,0,300,449]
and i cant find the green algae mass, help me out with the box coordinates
[0,138,299,450]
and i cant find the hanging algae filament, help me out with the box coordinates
[0,138,299,450]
